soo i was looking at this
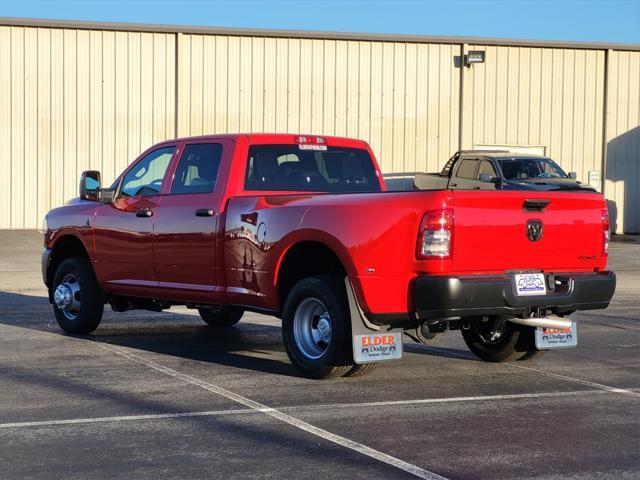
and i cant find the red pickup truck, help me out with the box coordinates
[42,134,616,379]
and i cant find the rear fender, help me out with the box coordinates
[273,228,368,310]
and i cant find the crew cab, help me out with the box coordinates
[415,150,596,192]
[42,134,616,379]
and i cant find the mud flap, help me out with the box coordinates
[344,278,403,365]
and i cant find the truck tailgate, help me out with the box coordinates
[451,191,607,273]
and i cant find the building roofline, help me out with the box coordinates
[1,16,639,52]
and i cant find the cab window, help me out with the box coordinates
[477,160,497,179]
[120,147,175,197]
[171,143,223,195]
[456,159,477,179]
[245,144,381,193]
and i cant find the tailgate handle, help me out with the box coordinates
[523,199,550,212]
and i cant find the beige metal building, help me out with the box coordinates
[1,18,638,232]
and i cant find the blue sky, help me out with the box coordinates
[1,0,639,44]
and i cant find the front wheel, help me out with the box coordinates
[461,316,539,362]
[52,257,104,334]
[282,277,355,379]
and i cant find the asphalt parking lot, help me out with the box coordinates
[0,231,638,480]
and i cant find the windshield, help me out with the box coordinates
[245,145,382,193]
[497,157,568,180]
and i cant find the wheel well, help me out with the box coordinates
[48,235,90,287]
[277,241,347,306]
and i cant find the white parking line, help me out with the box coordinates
[99,343,449,480]
[0,408,256,429]
[511,364,640,398]
[0,388,621,430]
[294,388,621,411]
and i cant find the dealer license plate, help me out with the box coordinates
[514,273,546,296]
[353,332,403,364]
[535,322,578,349]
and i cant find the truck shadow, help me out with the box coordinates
[403,343,477,361]
[0,290,298,377]
[0,290,477,377]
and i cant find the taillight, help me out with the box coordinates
[417,209,454,259]
[602,208,610,257]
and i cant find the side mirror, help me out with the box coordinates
[79,170,101,201]
[568,172,577,180]
[80,170,115,204]
[479,173,499,183]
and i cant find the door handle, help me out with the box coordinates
[450,183,457,187]
[195,208,215,217]
[136,208,153,218]
[473,186,480,190]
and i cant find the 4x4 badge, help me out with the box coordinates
[527,219,543,242]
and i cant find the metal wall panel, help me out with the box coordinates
[176,34,460,174]
[0,26,175,229]
[1,21,638,233]
[605,50,640,234]
[461,45,606,187]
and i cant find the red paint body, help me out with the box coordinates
[44,134,610,318]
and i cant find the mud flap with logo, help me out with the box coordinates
[344,278,403,364]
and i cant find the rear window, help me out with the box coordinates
[245,145,381,193]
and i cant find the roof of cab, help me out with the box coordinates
[460,150,550,159]
[154,133,369,148]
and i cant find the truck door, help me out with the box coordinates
[93,146,177,292]
[449,158,479,190]
[152,139,233,302]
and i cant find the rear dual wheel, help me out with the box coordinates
[198,306,244,327]
[282,276,377,379]
[461,316,544,362]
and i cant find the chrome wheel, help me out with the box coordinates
[53,273,82,320]
[293,298,332,360]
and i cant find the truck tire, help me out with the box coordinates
[282,276,354,379]
[461,317,538,362]
[52,257,104,334]
[514,326,546,361]
[198,306,244,327]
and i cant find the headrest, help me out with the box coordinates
[194,156,218,181]
[342,158,364,180]
[253,152,279,178]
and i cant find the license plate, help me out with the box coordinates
[353,332,403,364]
[535,322,578,349]
[514,273,546,296]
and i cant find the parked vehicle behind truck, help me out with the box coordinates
[42,134,616,379]
[415,150,596,192]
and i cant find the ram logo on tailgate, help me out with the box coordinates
[526,219,544,242]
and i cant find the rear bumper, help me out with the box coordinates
[414,271,616,320]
